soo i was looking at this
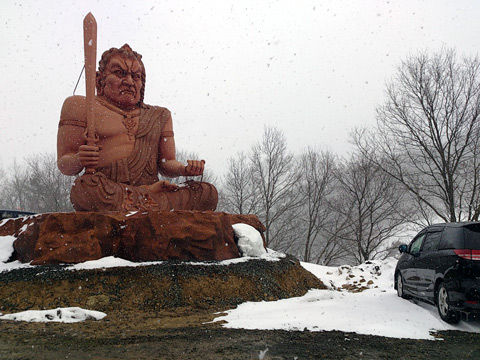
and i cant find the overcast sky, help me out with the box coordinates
[1,0,480,177]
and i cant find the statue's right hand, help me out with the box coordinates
[78,145,100,168]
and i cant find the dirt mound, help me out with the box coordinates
[0,254,325,313]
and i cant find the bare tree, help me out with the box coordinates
[331,154,409,264]
[24,153,74,212]
[1,159,30,211]
[311,215,350,266]
[250,127,302,250]
[295,148,340,263]
[220,152,259,214]
[355,49,480,222]
[0,164,6,208]
[0,155,74,213]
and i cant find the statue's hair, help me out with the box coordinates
[96,44,146,104]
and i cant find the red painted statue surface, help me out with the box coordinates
[57,44,218,212]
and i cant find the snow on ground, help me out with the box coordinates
[212,258,480,340]
[65,250,284,271]
[301,258,395,293]
[0,307,106,323]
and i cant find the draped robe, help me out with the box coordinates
[66,104,218,212]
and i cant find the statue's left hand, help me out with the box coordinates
[142,180,179,193]
[158,180,179,192]
[185,160,205,176]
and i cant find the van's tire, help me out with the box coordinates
[436,282,460,324]
[396,273,410,299]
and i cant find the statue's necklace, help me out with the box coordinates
[97,98,139,140]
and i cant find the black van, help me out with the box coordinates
[0,209,36,220]
[395,222,480,323]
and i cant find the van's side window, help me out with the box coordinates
[422,231,441,252]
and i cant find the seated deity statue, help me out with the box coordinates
[57,44,218,212]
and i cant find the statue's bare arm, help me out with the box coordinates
[57,96,99,176]
[158,111,205,178]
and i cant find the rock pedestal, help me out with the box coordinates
[0,211,266,265]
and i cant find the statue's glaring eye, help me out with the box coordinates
[113,69,125,77]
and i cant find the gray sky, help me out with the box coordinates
[1,0,480,177]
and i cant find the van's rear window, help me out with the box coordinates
[463,224,480,250]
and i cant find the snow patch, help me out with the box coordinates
[0,236,16,263]
[18,224,29,234]
[66,256,162,270]
[232,223,267,257]
[66,251,285,271]
[301,258,395,292]
[0,260,33,273]
[0,307,106,323]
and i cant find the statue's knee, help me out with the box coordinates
[200,182,218,210]
[183,181,218,210]
[70,173,124,212]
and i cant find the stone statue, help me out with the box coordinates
[57,44,218,212]
[0,14,266,265]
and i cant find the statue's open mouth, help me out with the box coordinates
[120,90,135,95]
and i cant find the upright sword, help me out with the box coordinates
[83,12,97,174]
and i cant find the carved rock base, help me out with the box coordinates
[0,211,266,265]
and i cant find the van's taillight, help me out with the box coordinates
[454,249,480,260]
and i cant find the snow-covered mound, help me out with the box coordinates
[212,257,480,340]
[301,258,396,292]
[0,307,106,323]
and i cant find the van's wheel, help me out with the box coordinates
[396,273,410,299]
[436,282,460,324]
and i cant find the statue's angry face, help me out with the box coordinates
[96,44,145,109]
[100,54,143,109]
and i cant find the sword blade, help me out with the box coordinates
[83,12,97,174]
